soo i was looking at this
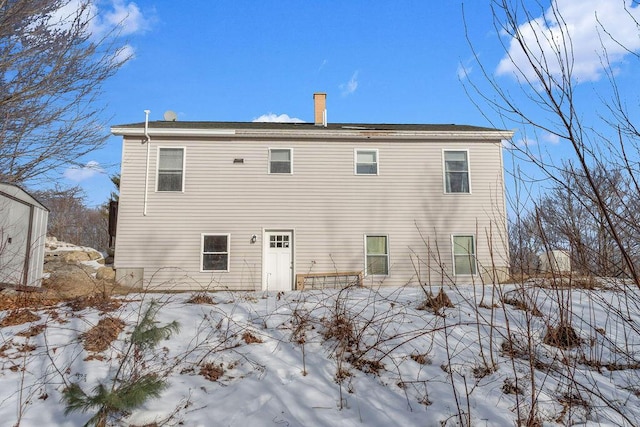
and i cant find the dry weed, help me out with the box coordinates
[0,309,41,327]
[417,289,454,314]
[501,293,542,317]
[348,354,384,375]
[16,324,47,337]
[67,294,121,312]
[502,378,522,395]
[186,293,216,305]
[241,331,263,344]
[81,317,126,353]
[543,324,582,349]
[200,363,224,381]
[410,353,431,365]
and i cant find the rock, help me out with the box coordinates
[58,250,103,263]
[86,250,103,261]
[96,267,115,282]
[62,251,91,263]
[43,267,96,292]
[0,288,20,298]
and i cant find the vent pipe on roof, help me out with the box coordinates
[313,92,327,127]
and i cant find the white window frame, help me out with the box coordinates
[201,233,230,272]
[442,149,471,194]
[268,148,293,174]
[451,234,477,276]
[156,146,186,192]
[364,234,390,276]
[354,148,379,175]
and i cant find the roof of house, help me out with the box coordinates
[112,121,513,141]
[113,121,505,132]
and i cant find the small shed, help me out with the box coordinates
[0,183,49,287]
[539,250,571,274]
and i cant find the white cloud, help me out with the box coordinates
[496,0,640,83]
[515,137,537,147]
[457,63,471,80]
[64,161,104,182]
[110,43,135,64]
[100,0,148,36]
[50,1,149,38]
[501,139,515,149]
[253,113,304,123]
[340,71,359,96]
[457,56,475,80]
[542,132,561,144]
[47,1,150,59]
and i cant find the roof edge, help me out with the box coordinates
[111,125,514,140]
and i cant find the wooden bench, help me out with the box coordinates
[295,271,363,290]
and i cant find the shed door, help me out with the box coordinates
[263,231,293,291]
[0,200,30,286]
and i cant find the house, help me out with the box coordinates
[111,93,513,291]
[539,250,571,274]
[0,182,49,288]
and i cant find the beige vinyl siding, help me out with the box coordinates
[115,134,508,290]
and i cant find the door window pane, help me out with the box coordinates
[269,234,290,248]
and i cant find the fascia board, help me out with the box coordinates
[111,126,514,141]
[111,127,237,137]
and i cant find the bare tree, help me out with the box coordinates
[0,0,129,184]
[464,0,640,286]
[34,185,109,250]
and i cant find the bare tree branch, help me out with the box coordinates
[0,0,129,184]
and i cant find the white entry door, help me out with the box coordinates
[263,231,293,291]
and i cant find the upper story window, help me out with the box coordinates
[443,150,470,193]
[157,147,184,192]
[452,235,476,275]
[269,148,292,174]
[365,235,389,275]
[355,149,378,175]
[202,234,230,272]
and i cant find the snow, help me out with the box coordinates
[1,282,640,426]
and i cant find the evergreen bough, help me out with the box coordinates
[62,300,180,427]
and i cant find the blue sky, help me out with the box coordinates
[58,1,640,207]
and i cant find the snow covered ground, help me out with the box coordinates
[1,282,640,426]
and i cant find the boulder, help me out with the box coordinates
[60,250,103,263]
[96,267,115,282]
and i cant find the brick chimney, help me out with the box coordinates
[313,92,327,126]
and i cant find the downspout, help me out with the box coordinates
[143,110,151,216]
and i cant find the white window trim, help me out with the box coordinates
[442,149,471,194]
[200,233,231,273]
[354,148,379,175]
[268,147,293,175]
[364,234,390,276]
[156,146,186,192]
[451,234,477,276]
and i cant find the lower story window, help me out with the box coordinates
[366,235,389,275]
[453,235,476,275]
[202,234,229,271]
